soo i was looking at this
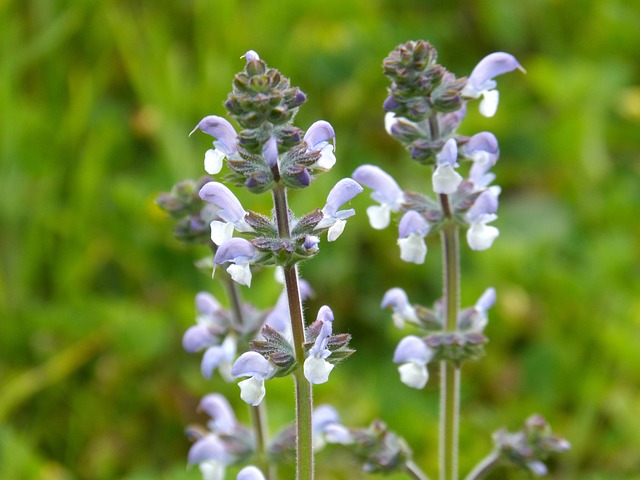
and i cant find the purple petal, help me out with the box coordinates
[182,325,216,353]
[393,336,433,364]
[436,138,458,166]
[214,238,257,265]
[310,306,333,356]
[199,394,237,434]
[475,287,496,312]
[324,178,363,216]
[468,52,523,89]
[195,292,222,316]
[464,132,500,166]
[381,287,411,311]
[262,135,278,167]
[231,351,271,378]
[187,435,230,465]
[467,189,499,222]
[242,50,260,62]
[199,182,246,223]
[190,115,237,155]
[352,165,402,206]
[398,211,429,238]
[312,404,340,434]
[201,346,226,379]
[304,120,335,149]
[237,466,266,480]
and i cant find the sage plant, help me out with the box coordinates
[159,42,570,480]
[353,40,569,480]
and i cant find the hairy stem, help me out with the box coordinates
[272,183,314,480]
[464,452,500,480]
[439,196,461,480]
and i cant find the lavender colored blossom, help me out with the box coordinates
[462,131,500,168]
[397,210,430,264]
[381,287,419,329]
[393,335,434,389]
[214,238,259,286]
[466,188,500,251]
[199,394,237,436]
[237,466,266,480]
[433,138,463,194]
[317,178,363,241]
[312,404,353,448]
[200,335,236,380]
[262,135,278,168]
[188,434,232,465]
[304,120,336,170]
[199,182,253,245]
[304,306,335,384]
[462,52,523,117]
[242,50,260,62]
[352,165,404,229]
[190,115,239,174]
[231,351,275,406]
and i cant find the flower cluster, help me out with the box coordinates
[383,287,496,388]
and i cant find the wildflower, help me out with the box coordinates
[432,138,463,194]
[352,165,404,229]
[304,120,336,170]
[462,52,523,117]
[458,287,496,332]
[262,135,278,168]
[312,404,353,448]
[462,131,500,168]
[304,306,335,384]
[214,238,259,286]
[397,211,430,264]
[466,188,500,251]
[190,115,238,174]
[381,287,419,329]
[237,466,266,480]
[199,182,253,245]
[316,178,363,241]
[393,335,434,389]
[231,351,275,406]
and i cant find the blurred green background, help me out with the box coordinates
[1,0,639,479]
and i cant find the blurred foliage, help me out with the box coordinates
[1,0,639,479]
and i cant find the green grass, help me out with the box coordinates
[1,0,639,478]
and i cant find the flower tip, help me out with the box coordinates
[242,50,260,62]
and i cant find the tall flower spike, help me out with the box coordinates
[466,188,500,251]
[393,335,434,389]
[432,138,463,194]
[199,182,252,245]
[381,287,418,329]
[304,306,335,384]
[190,115,239,174]
[317,178,363,241]
[352,165,404,229]
[397,210,430,264]
[231,351,275,406]
[462,52,524,117]
[214,238,259,286]
[304,120,336,170]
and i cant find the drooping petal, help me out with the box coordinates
[398,235,427,264]
[467,223,499,251]
[365,204,391,230]
[190,115,238,155]
[398,362,429,389]
[182,325,217,353]
[199,394,237,435]
[237,466,266,480]
[231,351,272,378]
[238,376,266,406]
[432,164,463,194]
[393,335,433,364]
[304,120,335,149]
[323,178,363,217]
[214,238,257,265]
[463,132,500,167]
[204,149,225,175]
[467,52,523,91]
[304,356,334,384]
[352,165,403,208]
[199,182,246,224]
[479,89,500,117]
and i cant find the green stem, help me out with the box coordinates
[464,452,500,480]
[272,183,314,480]
[439,195,461,480]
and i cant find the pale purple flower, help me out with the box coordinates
[200,335,237,380]
[188,434,232,466]
[316,178,363,241]
[237,466,266,480]
[433,138,463,194]
[466,188,500,251]
[459,287,496,332]
[262,135,278,168]
[463,132,500,168]
[190,115,238,174]
[231,351,275,406]
[462,52,524,117]
[312,405,353,448]
[199,394,237,436]
[304,120,336,170]
[381,287,418,328]
[397,211,430,264]
[352,165,404,229]
[304,306,335,384]
[214,238,259,286]
[242,50,260,62]
[393,335,434,389]
[199,182,253,245]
